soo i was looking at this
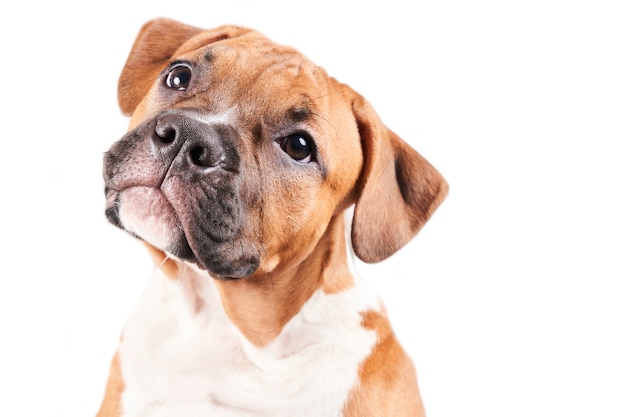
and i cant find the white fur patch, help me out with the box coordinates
[117,265,380,417]
[192,107,237,126]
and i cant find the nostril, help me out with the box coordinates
[154,123,178,145]
[189,145,222,168]
[190,146,205,166]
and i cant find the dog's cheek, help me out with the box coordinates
[250,173,329,268]
[161,174,262,278]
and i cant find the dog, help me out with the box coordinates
[98,18,447,417]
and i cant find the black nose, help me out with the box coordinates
[153,113,226,169]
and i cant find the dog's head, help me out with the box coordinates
[103,18,447,280]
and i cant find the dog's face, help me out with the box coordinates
[104,19,447,280]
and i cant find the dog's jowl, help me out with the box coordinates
[99,18,447,417]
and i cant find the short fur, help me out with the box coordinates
[99,18,447,417]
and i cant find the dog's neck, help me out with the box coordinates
[147,214,355,346]
[213,214,354,346]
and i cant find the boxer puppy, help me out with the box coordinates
[99,18,447,417]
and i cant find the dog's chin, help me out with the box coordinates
[105,186,260,280]
[158,245,257,281]
[156,240,261,281]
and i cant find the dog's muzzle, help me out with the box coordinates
[103,111,261,279]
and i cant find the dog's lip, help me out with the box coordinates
[104,182,158,202]
[104,183,259,280]
[104,186,118,204]
[105,184,197,257]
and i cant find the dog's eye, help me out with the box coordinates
[165,65,192,90]
[279,133,314,162]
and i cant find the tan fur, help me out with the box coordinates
[344,311,425,416]
[96,353,125,417]
[213,215,355,346]
[100,18,447,416]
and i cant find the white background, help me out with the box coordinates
[1,1,624,416]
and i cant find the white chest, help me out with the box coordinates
[117,267,380,417]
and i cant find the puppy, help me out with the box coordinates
[99,18,447,417]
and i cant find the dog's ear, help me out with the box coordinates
[118,18,251,115]
[350,92,448,263]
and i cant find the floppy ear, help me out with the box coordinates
[118,18,251,115]
[350,93,448,263]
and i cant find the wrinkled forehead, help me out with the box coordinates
[172,32,337,117]
[175,30,307,67]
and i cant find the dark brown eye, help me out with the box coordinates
[165,65,192,90]
[280,133,314,162]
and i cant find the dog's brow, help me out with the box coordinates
[290,107,311,123]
